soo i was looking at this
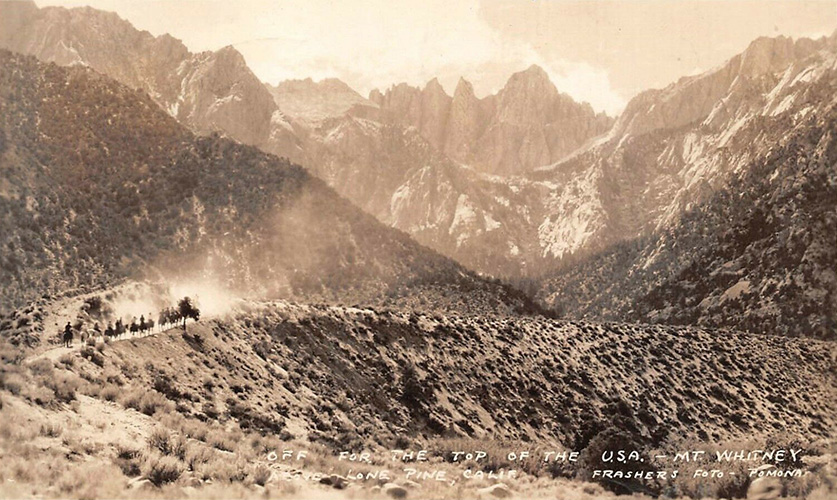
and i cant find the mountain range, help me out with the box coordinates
[537,34,837,339]
[0,49,542,317]
[1,0,835,338]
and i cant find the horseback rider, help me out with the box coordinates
[63,322,73,348]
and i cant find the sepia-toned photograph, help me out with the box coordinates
[0,0,835,499]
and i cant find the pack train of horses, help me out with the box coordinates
[60,301,200,347]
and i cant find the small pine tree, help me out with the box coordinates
[177,297,200,331]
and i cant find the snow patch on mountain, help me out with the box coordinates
[537,168,604,258]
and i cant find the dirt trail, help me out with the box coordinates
[27,327,182,364]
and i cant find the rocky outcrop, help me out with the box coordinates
[537,36,837,338]
[372,65,613,176]
[612,35,828,139]
[0,50,543,316]
[0,1,295,154]
[268,77,372,126]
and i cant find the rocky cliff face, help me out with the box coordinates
[528,31,837,264]
[5,1,835,300]
[0,1,299,157]
[267,77,372,126]
[0,50,544,317]
[370,65,613,176]
[537,34,837,338]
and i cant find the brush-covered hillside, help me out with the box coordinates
[0,51,541,317]
[1,301,835,499]
[107,303,836,447]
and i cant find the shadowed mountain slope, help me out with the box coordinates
[0,51,541,316]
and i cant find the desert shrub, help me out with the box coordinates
[169,434,188,460]
[200,457,248,483]
[0,340,25,364]
[185,445,215,471]
[80,346,104,367]
[44,373,81,404]
[39,421,63,437]
[144,454,184,485]
[251,464,272,486]
[182,420,209,442]
[57,353,76,368]
[209,432,238,452]
[114,442,143,476]
[0,372,25,395]
[100,384,120,402]
[25,384,55,407]
[27,358,54,377]
[122,389,173,416]
[202,401,220,420]
[148,428,172,454]
[68,437,101,456]
[578,427,660,496]
[147,427,187,459]
[115,441,142,460]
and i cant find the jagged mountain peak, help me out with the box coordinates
[0,50,542,316]
[521,63,550,77]
[453,76,476,98]
[274,76,356,91]
[737,35,808,78]
[610,33,835,140]
[0,1,289,152]
[503,64,555,91]
[424,76,446,92]
[268,75,370,126]
[214,44,245,59]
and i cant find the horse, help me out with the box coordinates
[63,329,73,348]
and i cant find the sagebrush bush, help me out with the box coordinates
[185,445,214,471]
[148,428,172,455]
[43,373,81,404]
[115,442,142,460]
[39,421,62,438]
[209,433,238,452]
[1,373,25,395]
[100,384,120,402]
[121,389,173,416]
[144,454,184,485]
[251,464,272,486]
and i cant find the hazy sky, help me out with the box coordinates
[38,0,837,114]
